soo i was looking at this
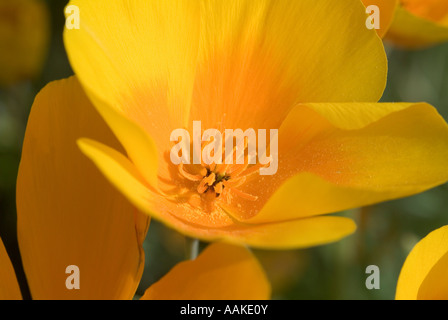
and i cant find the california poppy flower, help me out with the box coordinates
[363,0,448,48]
[44,0,448,250]
[15,75,269,299]
[0,0,49,86]
[396,225,448,300]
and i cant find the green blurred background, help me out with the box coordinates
[0,0,447,300]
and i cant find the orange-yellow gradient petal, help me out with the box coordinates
[78,137,356,249]
[396,226,448,300]
[63,0,200,188]
[190,0,387,132]
[141,242,270,300]
[64,0,387,191]
[401,0,448,23]
[361,0,398,38]
[0,0,49,86]
[0,237,22,300]
[86,95,160,189]
[221,102,448,224]
[16,76,149,299]
[386,1,448,48]
[417,251,448,300]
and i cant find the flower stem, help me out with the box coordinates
[185,237,199,260]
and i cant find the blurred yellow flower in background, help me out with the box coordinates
[0,0,49,86]
[363,0,448,48]
[396,225,448,300]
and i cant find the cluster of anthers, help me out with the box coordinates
[177,138,267,202]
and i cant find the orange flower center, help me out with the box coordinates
[176,137,265,203]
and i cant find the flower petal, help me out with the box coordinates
[78,137,356,249]
[88,93,159,188]
[221,102,448,224]
[0,237,22,300]
[190,0,387,131]
[63,0,200,181]
[400,0,448,24]
[417,251,448,300]
[64,0,387,193]
[232,172,416,224]
[141,242,270,300]
[76,138,228,232]
[386,4,448,48]
[396,226,448,300]
[287,102,448,192]
[361,0,398,38]
[221,216,357,250]
[17,76,149,299]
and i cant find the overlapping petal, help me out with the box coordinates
[223,102,448,223]
[16,76,149,299]
[387,6,448,48]
[396,225,448,300]
[190,0,387,132]
[65,0,386,131]
[400,0,448,23]
[79,136,356,249]
[64,0,387,189]
[0,237,22,300]
[63,0,201,189]
[141,242,270,300]
[362,0,448,48]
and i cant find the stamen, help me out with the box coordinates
[197,183,209,194]
[199,167,208,177]
[214,181,224,195]
[177,126,263,203]
[223,176,246,189]
[229,187,258,201]
[178,163,203,181]
[197,172,216,194]
[228,158,249,177]
[214,163,228,175]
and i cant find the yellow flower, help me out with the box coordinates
[0,0,49,86]
[1,232,269,299]
[396,226,448,300]
[53,0,448,249]
[362,0,448,48]
[14,76,269,299]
